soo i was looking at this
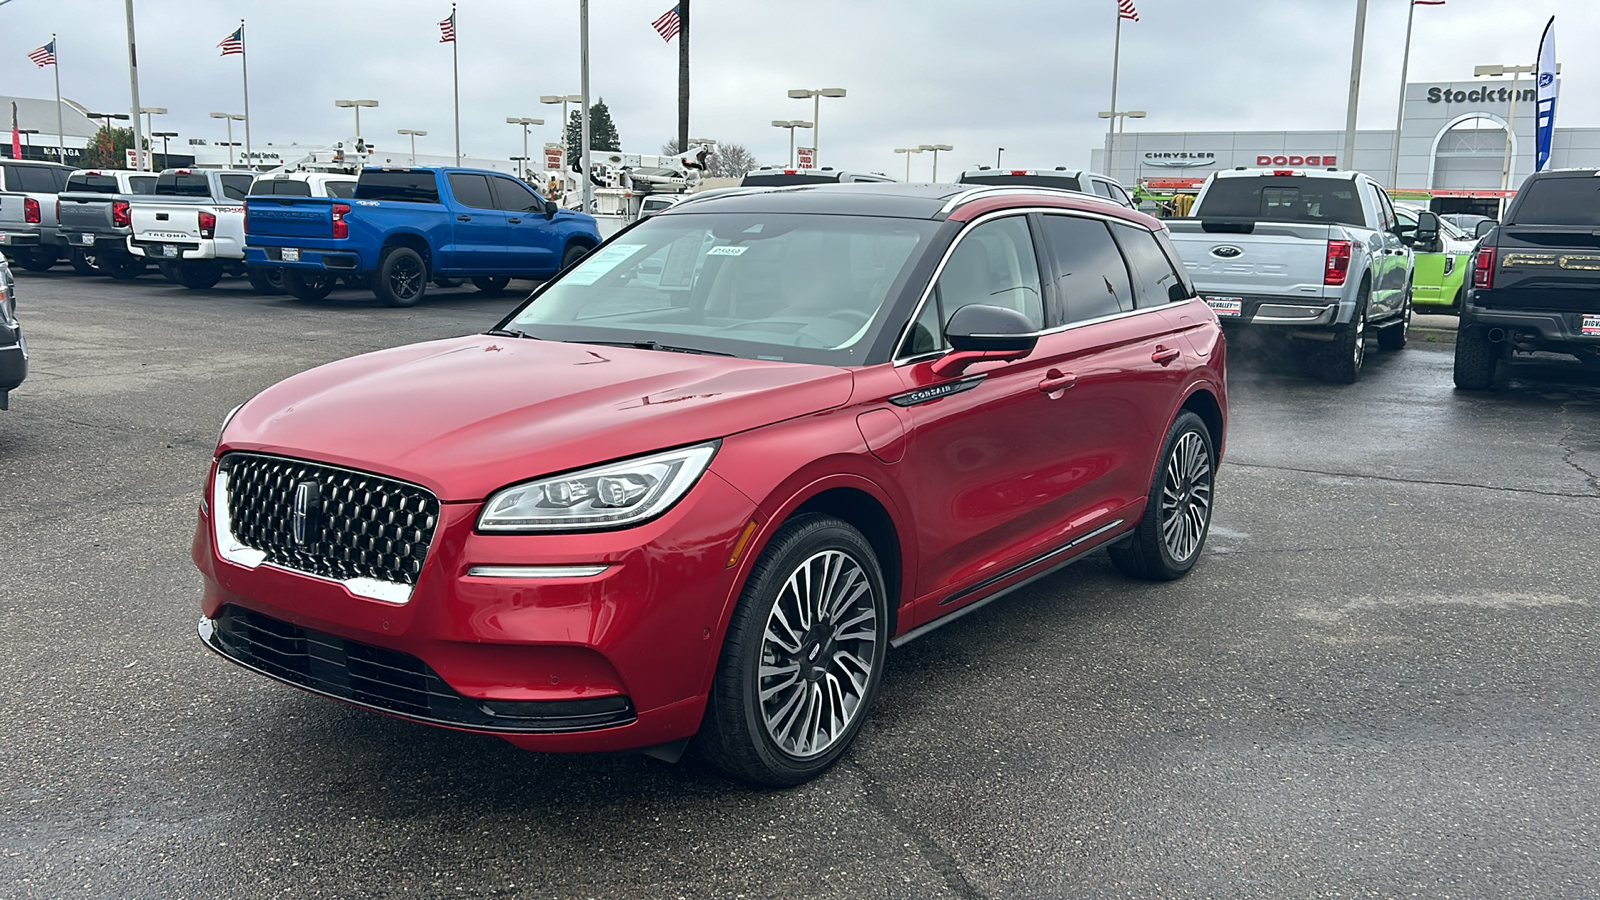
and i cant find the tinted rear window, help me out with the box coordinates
[156,173,213,197]
[8,164,64,193]
[325,180,356,199]
[356,170,441,203]
[1196,176,1366,227]
[251,179,312,197]
[739,172,841,187]
[67,174,122,194]
[1509,177,1600,226]
[958,173,1084,191]
[129,175,156,195]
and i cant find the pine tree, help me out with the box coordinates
[565,99,623,170]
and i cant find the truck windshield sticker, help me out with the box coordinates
[658,234,703,289]
[562,243,648,285]
[706,245,749,257]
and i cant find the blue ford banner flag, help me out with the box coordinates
[1535,15,1557,172]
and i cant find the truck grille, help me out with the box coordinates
[202,606,637,733]
[219,452,440,588]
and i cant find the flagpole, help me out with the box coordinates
[677,0,690,153]
[1107,10,1121,181]
[240,19,252,168]
[1388,1,1417,189]
[1342,0,1369,175]
[125,0,145,171]
[452,2,461,166]
[52,32,64,164]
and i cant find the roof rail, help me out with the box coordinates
[939,185,1113,215]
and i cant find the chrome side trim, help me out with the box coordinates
[465,565,610,579]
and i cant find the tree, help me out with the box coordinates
[662,139,758,178]
[565,98,622,170]
[82,125,137,169]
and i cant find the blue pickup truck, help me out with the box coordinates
[243,166,603,306]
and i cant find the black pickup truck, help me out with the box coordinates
[1456,169,1600,388]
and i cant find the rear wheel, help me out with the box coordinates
[1377,284,1411,352]
[1318,283,1369,384]
[696,514,889,786]
[1453,323,1500,390]
[471,275,510,295]
[282,269,335,302]
[1109,410,1215,582]
[13,249,56,272]
[373,247,427,307]
[247,267,286,295]
[176,260,224,290]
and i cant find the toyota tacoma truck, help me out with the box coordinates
[1455,168,1600,389]
[0,253,25,410]
[0,160,75,272]
[1167,168,1414,382]
[127,168,257,290]
[55,169,158,279]
[243,166,601,306]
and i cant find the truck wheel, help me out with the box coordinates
[14,249,56,272]
[102,255,146,280]
[470,276,510,295]
[175,260,224,290]
[1108,411,1215,582]
[1453,324,1500,390]
[282,270,335,302]
[70,250,99,276]
[561,243,591,270]
[1318,283,1369,384]
[247,267,286,295]
[1377,286,1411,352]
[374,247,427,307]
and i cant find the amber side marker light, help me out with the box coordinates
[727,521,758,568]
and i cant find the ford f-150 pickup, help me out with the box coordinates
[1167,168,1415,382]
[243,166,602,305]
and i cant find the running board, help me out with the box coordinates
[890,519,1126,649]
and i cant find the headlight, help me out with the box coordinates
[478,441,718,532]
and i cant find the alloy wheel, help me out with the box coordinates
[390,258,423,300]
[1352,306,1366,370]
[1159,431,1213,564]
[758,549,879,759]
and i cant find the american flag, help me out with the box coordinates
[218,27,244,57]
[1118,0,1139,22]
[27,41,56,67]
[439,11,456,43]
[652,5,681,42]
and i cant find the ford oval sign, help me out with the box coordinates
[1211,245,1243,259]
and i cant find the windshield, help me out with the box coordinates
[1197,176,1365,227]
[503,212,937,365]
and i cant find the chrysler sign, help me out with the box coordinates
[1143,151,1216,169]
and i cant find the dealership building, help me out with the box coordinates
[1092,78,1598,209]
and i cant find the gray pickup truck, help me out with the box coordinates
[1166,168,1415,383]
[0,160,76,272]
[55,169,159,278]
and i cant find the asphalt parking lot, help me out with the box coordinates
[2,270,1599,899]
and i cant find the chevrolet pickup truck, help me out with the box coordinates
[241,172,357,294]
[0,160,75,272]
[1454,168,1600,389]
[55,169,159,279]
[243,166,602,305]
[1167,168,1414,383]
[127,168,256,290]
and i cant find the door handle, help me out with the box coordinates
[508,217,521,224]
[1038,369,1077,394]
[457,214,472,222]
[1152,346,1182,366]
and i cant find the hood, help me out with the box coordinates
[222,335,854,501]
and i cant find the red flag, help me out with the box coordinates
[10,103,20,160]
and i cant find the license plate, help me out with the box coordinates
[161,245,178,258]
[281,248,300,263]
[79,233,96,246]
[1583,314,1600,336]
[1205,297,1244,317]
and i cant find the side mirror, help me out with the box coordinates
[932,304,1039,377]
[1474,219,1497,240]
[1414,211,1441,252]
[543,199,559,220]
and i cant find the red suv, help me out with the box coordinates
[194,184,1227,785]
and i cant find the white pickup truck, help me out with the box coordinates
[127,168,256,290]
[1166,168,1415,383]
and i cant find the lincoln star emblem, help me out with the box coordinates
[1211,246,1243,259]
[290,481,321,546]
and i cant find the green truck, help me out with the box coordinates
[1396,204,1477,314]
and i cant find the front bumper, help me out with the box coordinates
[192,464,759,753]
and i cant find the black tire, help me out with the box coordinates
[247,267,286,295]
[1453,323,1500,390]
[1377,284,1411,352]
[282,269,335,302]
[70,249,98,276]
[158,261,182,284]
[696,514,890,787]
[560,243,591,271]
[373,247,427,307]
[176,260,224,290]
[1318,282,1369,384]
[14,249,55,272]
[471,275,510,295]
[102,254,145,280]
[1108,410,1216,582]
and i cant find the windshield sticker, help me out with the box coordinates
[706,245,748,257]
[658,235,702,288]
[562,243,648,285]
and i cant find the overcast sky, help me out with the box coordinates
[0,0,1592,175]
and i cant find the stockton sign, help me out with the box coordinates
[1427,85,1537,105]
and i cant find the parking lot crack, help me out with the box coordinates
[1557,411,1600,495]
[1230,461,1600,499]
[844,760,983,899]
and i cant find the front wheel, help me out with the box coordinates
[1108,410,1215,582]
[696,514,889,786]
[374,247,427,307]
[471,275,510,295]
[560,243,591,271]
[1377,285,1411,351]
[282,269,335,302]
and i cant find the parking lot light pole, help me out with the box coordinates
[787,88,845,168]
[894,147,923,182]
[917,144,952,182]
[1097,110,1145,183]
[397,128,426,165]
[209,112,244,167]
[334,99,379,143]
[139,107,166,165]
[539,94,582,153]
[152,130,177,168]
[506,117,544,178]
[771,120,812,168]
[996,147,1005,169]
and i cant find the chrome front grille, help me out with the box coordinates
[219,453,440,590]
